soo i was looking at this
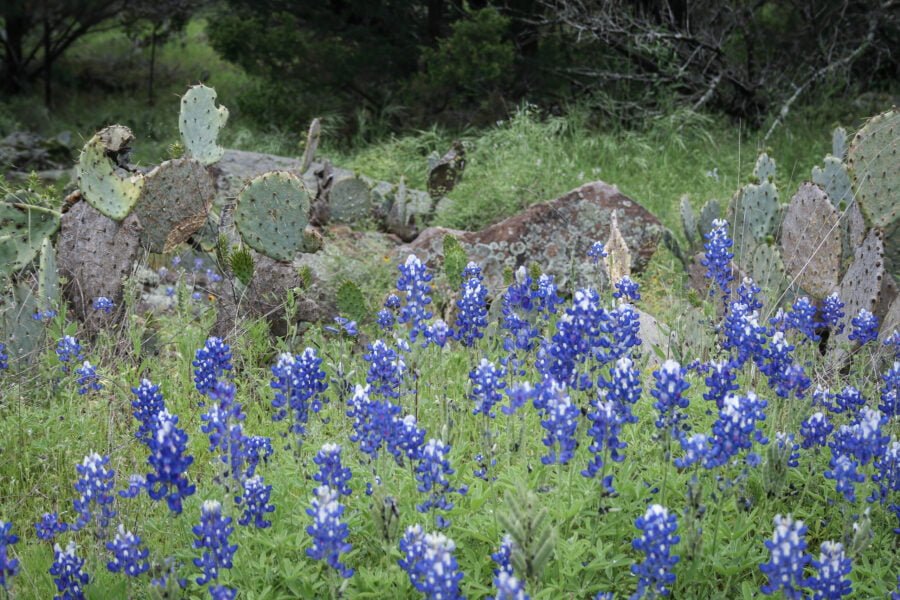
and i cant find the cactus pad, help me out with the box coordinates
[179,84,229,166]
[847,108,898,232]
[0,202,61,277]
[0,283,45,368]
[328,174,371,224]
[832,127,847,161]
[336,280,368,323]
[77,126,144,221]
[135,158,215,253]
[832,228,886,351]
[812,156,852,209]
[697,199,720,241]
[732,180,778,243]
[751,243,786,302]
[753,153,776,182]
[234,171,311,262]
[780,183,840,299]
[37,237,59,314]
[680,195,698,245]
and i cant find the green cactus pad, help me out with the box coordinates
[751,242,786,302]
[336,280,368,323]
[179,84,229,166]
[812,156,852,209]
[135,158,215,253]
[697,199,720,241]
[680,195,697,245]
[328,174,371,224]
[848,108,898,232]
[832,228,885,352]
[0,201,62,277]
[832,127,847,161]
[732,180,778,244]
[0,283,45,368]
[753,153,776,183]
[37,237,59,314]
[234,171,311,262]
[77,126,144,220]
[780,183,840,299]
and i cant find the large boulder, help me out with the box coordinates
[404,181,664,291]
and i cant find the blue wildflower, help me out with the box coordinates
[608,302,641,360]
[783,296,821,342]
[848,309,879,345]
[75,361,102,395]
[613,276,641,302]
[703,360,739,410]
[56,336,83,373]
[759,514,810,599]
[306,486,353,578]
[533,273,564,318]
[416,439,467,528]
[869,440,899,505]
[397,254,434,343]
[50,541,90,600]
[0,521,19,590]
[833,386,865,414]
[880,361,899,419]
[651,359,691,436]
[582,397,625,492]
[424,319,453,349]
[270,349,328,449]
[399,526,464,600]
[631,504,680,599]
[538,383,580,465]
[106,525,149,577]
[600,356,642,424]
[470,359,507,417]
[454,262,488,347]
[809,541,852,599]
[192,337,233,396]
[701,218,734,300]
[800,412,833,449]
[193,500,237,587]
[675,433,711,468]
[737,277,763,312]
[820,293,845,334]
[394,414,427,463]
[92,297,115,313]
[238,475,275,529]
[491,535,515,576]
[146,409,195,514]
[825,454,865,502]
[0,342,7,371]
[117,474,146,499]
[503,382,537,416]
[492,571,529,600]
[702,392,768,468]
[71,452,116,535]
[35,513,68,541]
[588,241,608,263]
[346,384,401,460]
[377,308,395,331]
[831,406,889,466]
[313,443,352,496]
[131,379,166,445]
[722,302,768,367]
[364,339,406,399]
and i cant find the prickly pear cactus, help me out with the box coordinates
[680,195,698,245]
[300,118,321,173]
[812,156,852,209]
[0,283,45,368]
[135,158,215,253]
[751,243,786,302]
[697,199,720,241]
[336,280,368,323]
[328,174,371,224]
[77,125,144,220]
[604,211,632,284]
[831,228,886,354]
[179,84,229,166]
[780,183,840,299]
[832,126,847,161]
[234,171,311,262]
[731,180,778,243]
[0,202,62,278]
[848,108,898,232]
[753,153,776,183]
[37,237,59,315]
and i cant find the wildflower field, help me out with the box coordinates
[0,220,898,600]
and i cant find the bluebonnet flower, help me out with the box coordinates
[206,268,223,283]
[454,262,488,347]
[346,384,401,460]
[50,541,90,599]
[238,475,275,529]
[500,268,539,347]
[397,254,434,343]
[825,454,865,502]
[759,331,809,399]
[582,397,625,492]
[595,594,614,600]
[880,361,899,419]
[365,339,406,399]
[783,296,821,342]
[503,382,537,416]
[600,356,642,424]
[868,439,899,505]
[608,303,641,360]
[377,308,395,331]
[701,218,734,300]
[146,409,195,514]
[534,273,564,318]
[831,407,889,466]
[820,293,845,334]
[399,526,464,599]
[165,286,175,297]
[737,277,763,312]
[813,386,837,412]
[809,541,852,599]
[702,392,768,468]
[313,443,352,496]
[56,335,83,373]
[201,382,249,492]
[118,474,146,499]
[674,433,711,468]
[270,349,328,448]
[72,452,116,535]
[385,293,401,310]
[631,504,680,599]
[192,337,233,396]
[306,486,353,578]
[243,435,273,479]
[193,257,204,271]
[0,342,7,371]
[539,288,609,386]
[848,309,878,345]
[759,514,810,599]
[191,292,203,301]
[106,525,149,577]
[703,360,739,410]
[394,414,427,463]
[470,359,506,417]
[325,316,358,337]
[0,521,19,590]
[92,297,114,313]
[491,535,515,576]
[722,302,768,367]
[833,386,865,414]
[210,585,237,599]
[651,360,691,436]
[613,276,641,301]
[75,361,102,395]
[416,439,467,528]
[193,500,237,586]
[493,571,529,600]
[131,379,166,444]
[35,512,68,541]
[774,432,800,468]
[424,319,453,349]
[539,384,580,465]
[33,309,57,322]
[800,412,833,449]
[588,241,608,263]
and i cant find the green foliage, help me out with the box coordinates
[336,280,368,324]
[0,201,62,278]
[497,483,557,584]
[229,246,255,287]
[442,235,468,289]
